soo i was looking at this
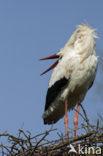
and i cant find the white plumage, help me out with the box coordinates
[42,24,98,126]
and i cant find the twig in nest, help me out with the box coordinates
[80,103,90,132]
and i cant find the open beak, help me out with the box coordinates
[40,54,59,75]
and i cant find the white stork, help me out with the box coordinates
[40,24,98,140]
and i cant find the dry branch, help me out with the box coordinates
[0,105,103,156]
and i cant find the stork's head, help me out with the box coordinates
[65,23,98,50]
[40,23,98,75]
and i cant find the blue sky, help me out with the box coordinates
[0,1,103,139]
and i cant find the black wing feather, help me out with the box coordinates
[45,77,68,111]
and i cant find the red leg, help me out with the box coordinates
[64,100,68,141]
[73,103,80,137]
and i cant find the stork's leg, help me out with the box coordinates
[64,100,68,141]
[73,103,80,137]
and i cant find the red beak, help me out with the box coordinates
[40,54,59,75]
[40,54,59,60]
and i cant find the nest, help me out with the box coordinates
[0,105,103,156]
